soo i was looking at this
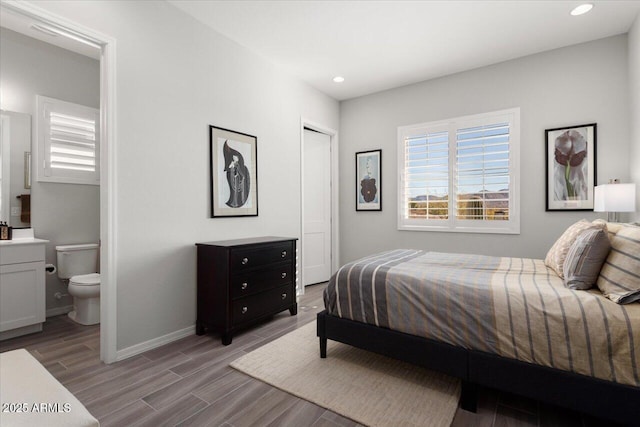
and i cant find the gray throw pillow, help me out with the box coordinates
[563,228,611,290]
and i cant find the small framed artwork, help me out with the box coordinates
[356,149,382,211]
[545,123,597,211]
[210,125,258,217]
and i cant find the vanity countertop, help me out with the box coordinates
[0,229,48,246]
[0,238,49,246]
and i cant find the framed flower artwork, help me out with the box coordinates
[545,123,597,211]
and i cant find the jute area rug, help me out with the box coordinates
[230,321,461,427]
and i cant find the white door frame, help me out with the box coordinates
[300,118,339,295]
[2,1,118,363]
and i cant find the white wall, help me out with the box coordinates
[31,1,339,351]
[339,35,629,263]
[0,28,100,314]
[629,14,640,223]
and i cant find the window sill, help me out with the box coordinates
[397,224,520,235]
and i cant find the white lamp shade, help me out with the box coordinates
[593,183,636,212]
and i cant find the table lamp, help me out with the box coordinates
[594,180,636,222]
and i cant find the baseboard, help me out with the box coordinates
[46,305,73,318]
[115,324,195,361]
[0,323,42,341]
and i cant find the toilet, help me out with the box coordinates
[55,243,100,325]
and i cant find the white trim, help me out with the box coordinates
[115,324,194,361]
[99,24,118,365]
[299,118,339,295]
[2,1,119,363]
[46,305,73,318]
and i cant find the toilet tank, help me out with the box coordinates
[55,243,99,279]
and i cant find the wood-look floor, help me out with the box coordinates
[0,284,616,427]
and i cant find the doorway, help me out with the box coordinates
[0,1,117,363]
[300,120,339,295]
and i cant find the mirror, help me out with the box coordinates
[0,110,31,227]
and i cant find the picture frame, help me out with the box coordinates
[356,149,382,211]
[210,125,258,217]
[545,123,597,211]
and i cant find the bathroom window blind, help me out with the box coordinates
[36,96,100,185]
[397,108,520,234]
[49,112,96,172]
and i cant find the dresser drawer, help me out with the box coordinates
[230,243,292,271]
[232,285,294,325]
[231,264,293,299]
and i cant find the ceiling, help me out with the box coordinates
[2,1,638,101]
[169,0,640,101]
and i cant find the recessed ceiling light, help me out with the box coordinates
[332,76,345,83]
[571,4,593,16]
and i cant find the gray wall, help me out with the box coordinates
[33,1,340,352]
[630,14,640,223]
[0,28,100,314]
[339,35,630,263]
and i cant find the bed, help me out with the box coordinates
[317,248,640,425]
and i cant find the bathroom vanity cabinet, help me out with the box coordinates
[0,238,48,340]
[196,237,297,345]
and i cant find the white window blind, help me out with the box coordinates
[36,96,99,185]
[404,130,449,220]
[455,122,510,221]
[49,112,96,172]
[398,108,520,234]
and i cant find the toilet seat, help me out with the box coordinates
[70,273,100,286]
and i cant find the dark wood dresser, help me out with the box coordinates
[196,236,297,345]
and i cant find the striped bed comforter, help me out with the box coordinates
[323,250,640,387]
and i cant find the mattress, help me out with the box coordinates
[323,250,640,387]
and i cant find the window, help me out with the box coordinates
[36,95,99,185]
[397,108,520,234]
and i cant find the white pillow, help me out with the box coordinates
[596,225,640,304]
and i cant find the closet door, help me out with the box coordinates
[303,129,332,286]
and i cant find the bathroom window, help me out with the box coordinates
[36,95,100,185]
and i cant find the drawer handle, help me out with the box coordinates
[242,257,249,265]
[241,306,248,314]
[281,272,287,279]
[241,282,248,290]
[281,293,287,300]
[281,250,287,258]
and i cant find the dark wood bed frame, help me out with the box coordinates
[317,310,640,425]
